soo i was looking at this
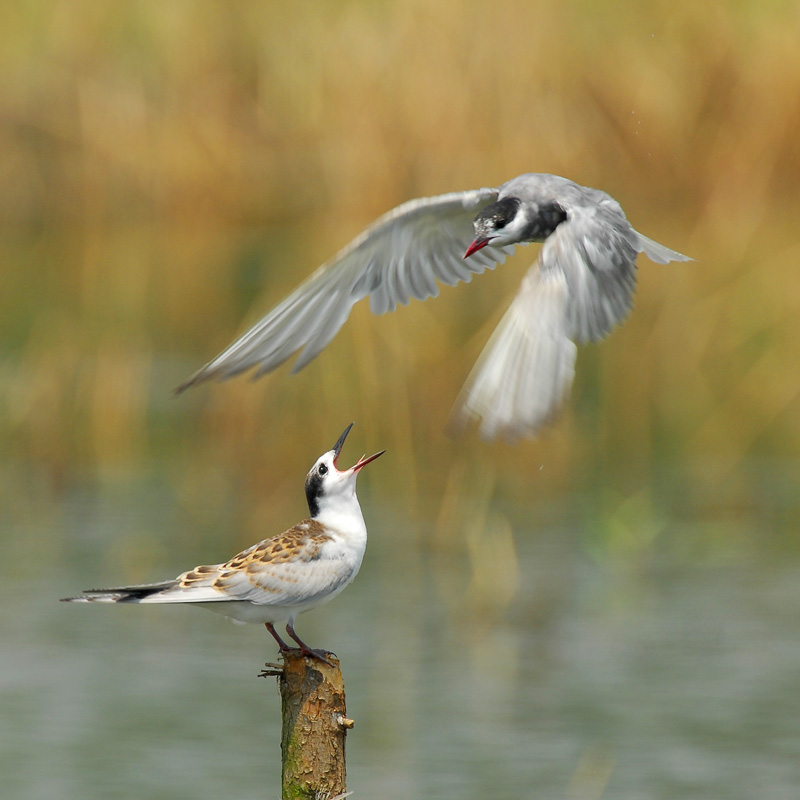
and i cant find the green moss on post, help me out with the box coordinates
[277,650,351,800]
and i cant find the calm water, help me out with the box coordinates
[2,485,800,800]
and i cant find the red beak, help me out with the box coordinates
[331,422,385,472]
[352,450,385,472]
[464,237,491,259]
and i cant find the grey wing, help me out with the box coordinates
[544,205,691,342]
[452,267,577,441]
[177,187,510,391]
[452,207,691,441]
[543,205,641,343]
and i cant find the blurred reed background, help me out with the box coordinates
[1,0,799,584]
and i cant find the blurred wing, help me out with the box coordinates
[542,205,640,343]
[177,187,511,391]
[452,207,690,441]
[544,207,692,343]
[452,267,577,442]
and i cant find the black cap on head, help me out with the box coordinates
[305,423,355,517]
[474,197,521,231]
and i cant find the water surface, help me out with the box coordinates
[2,485,799,800]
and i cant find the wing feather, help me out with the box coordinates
[453,202,689,440]
[177,188,506,391]
[452,267,577,441]
[540,205,640,343]
[62,521,343,609]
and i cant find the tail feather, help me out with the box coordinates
[637,233,692,264]
[61,580,177,604]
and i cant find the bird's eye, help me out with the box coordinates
[319,463,328,476]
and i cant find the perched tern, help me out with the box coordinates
[177,173,690,440]
[62,423,384,664]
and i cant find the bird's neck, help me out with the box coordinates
[518,201,567,242]
[314,494,367,545]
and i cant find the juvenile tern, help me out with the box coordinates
[62,423,384,664]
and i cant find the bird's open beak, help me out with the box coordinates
[351,450,385,472]
[331,423,385,471]
[464,237,491,258]
[332,423,354,467]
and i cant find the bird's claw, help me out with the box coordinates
[301,648,336,667]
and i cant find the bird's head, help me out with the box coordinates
[464,197,523,257]
[305,423,385,517]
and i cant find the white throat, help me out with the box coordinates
[315,485,367,545]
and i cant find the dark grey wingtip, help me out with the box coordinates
[173,367,209,395]
[173,379,194,395]
[173,362,224,395]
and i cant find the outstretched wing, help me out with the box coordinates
[453,205,691,440]
[177,187,512,391]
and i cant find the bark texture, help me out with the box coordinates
[278,650,351,800]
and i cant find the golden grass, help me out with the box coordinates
[1,0,798,557]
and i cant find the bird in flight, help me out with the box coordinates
[62,424,384,664]
[177,173,690,440]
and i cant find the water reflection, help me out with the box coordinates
[2,490,799,800]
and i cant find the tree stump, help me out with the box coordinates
[267,650,352,800]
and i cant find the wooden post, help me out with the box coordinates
[262,650,352,800]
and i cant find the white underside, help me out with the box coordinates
[191,593,340,624]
